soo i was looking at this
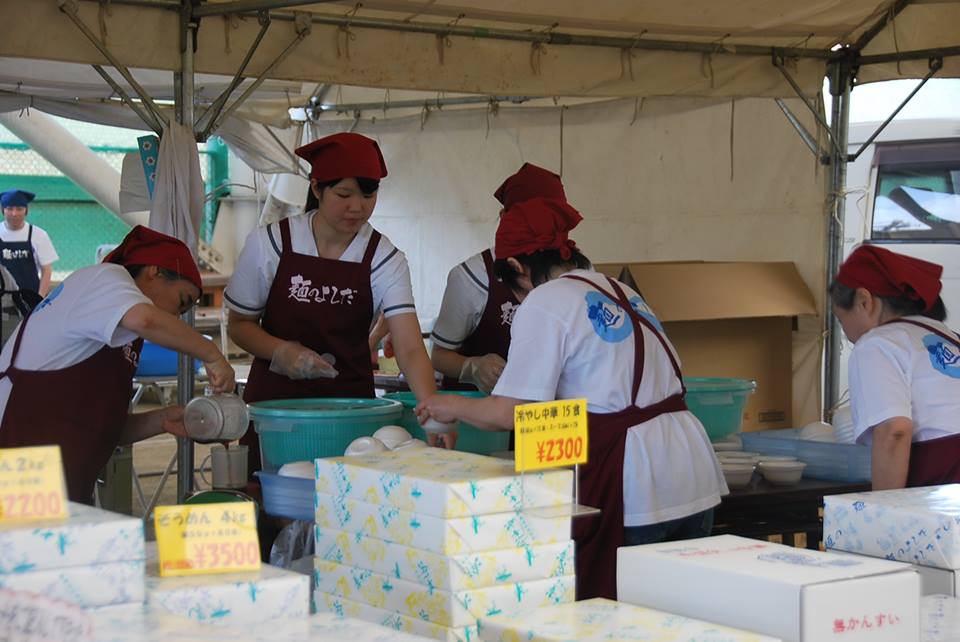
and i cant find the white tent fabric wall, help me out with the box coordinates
[303,95,825,426]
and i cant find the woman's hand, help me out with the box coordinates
[204,355,236,393]
[415,393,461,425]
[160,406,188,438]
[269,341,338,380]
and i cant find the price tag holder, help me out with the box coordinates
[0,446,69,524]
[154,502,260,577]
[514,399,588,472]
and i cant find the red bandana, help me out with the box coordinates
[104,225,202,292]
[493,163,566,209]
[837,244,943,310]
[295,133,388,182]
[495,197,582,260]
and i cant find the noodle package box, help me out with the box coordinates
[618,535,921,642]
[144,543,309,625]
[921,594,960,642]
[0,560,144,608]
[479,598,782,642]
[0,501,144,573]
[314,448,573,518]
[824,485,960,570]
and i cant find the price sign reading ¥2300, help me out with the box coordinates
[514,399,588,472]
[154,502,260,577]
[0,446,69,524]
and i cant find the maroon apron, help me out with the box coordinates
[564,274,688,600]
[0,312,141,504]
[241,217,380,474]
[882,319,960,487]
[442,249,520,391]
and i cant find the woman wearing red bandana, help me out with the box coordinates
[830,244,960,489]
[225,133,443,472]
[0,225,235,503]
[431,163,565,393]
[416,197,726,600]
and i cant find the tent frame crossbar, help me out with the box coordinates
[311,94,533,118]
[91,64,165,135]
[59,0,169,132]
[196,10,272,138]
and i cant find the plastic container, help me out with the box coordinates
[184,393,249,442]
[248,397,402,472]
[740,428,872,482]
[381,391,510,456]
[683,377,756,442]
[254,471,314,521]
[135,340,200,376]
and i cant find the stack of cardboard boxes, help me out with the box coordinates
[312,448,577,641]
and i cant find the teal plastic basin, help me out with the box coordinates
[249,397,402,471]
[683,377,756,442]
[382,391,510,456]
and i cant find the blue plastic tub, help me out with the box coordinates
[135,340,200,376]
[254,471,314,521]
[684,377,756,442]
[248,397,402,472]
[740,428,872,482]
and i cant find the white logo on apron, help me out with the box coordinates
[500,301,518,326]
[287,274,355,305]
[122,343,139,367]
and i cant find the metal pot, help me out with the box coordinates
[184,393,249,442]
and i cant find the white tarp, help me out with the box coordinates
[148,121,205,258]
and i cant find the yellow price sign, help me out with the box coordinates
[154,502,260,577]
[0,446,69,524]
[514,398,588,472]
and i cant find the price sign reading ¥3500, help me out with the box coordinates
[514,399,588,472]
[0,446,69,524]
[154,502,260,577]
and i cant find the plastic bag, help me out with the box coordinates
[268,520,315,570]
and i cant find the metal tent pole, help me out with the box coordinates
[823,59,852,418]
[176,6,198,502]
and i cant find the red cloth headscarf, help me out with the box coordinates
[494,163,566,209]
[836,244,943,311]
[103,225,203,293]
[295,133,388,183]
[495,197,583,260]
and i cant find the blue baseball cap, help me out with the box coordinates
[0,190,35,208]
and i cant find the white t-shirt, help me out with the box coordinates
[0,264,150,423]
[493,269,727,526]
[0,223,59,270]
[431,250,494,349]
[224,213,416,320]
[849,316,960,444]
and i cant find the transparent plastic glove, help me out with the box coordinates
[459,354,506,393]
[269,341,338,380]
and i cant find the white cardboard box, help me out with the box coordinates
[144,543,309,625]
[0,560,144,608]
[315,590,478,642]
[922,595,960,642]
[315,492,571,555]
[314,557,575,627]
[0,502,144,573]
[829,549,960,597]
[479,597,782,641]
[315,526,575,590]
[824,485,960,570]
[315,449,572,518]
[617,534,920,642]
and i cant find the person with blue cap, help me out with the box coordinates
[0,189,59,297]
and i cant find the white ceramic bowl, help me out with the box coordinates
[758,460,807,485]
[713,442,743,452]
[392,438,428,451]
[373,425,413,450]
[344,436,389,457]
[277,461,314,478]
[716,451,761,466]
[757,455,798,464]
[720,462,756,489]
[800,421,835,442]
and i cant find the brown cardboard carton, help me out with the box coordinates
[617,261,816,430]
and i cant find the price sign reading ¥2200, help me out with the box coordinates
[514,399,588,472]
[154,502,260,577]
[0,446,69,524]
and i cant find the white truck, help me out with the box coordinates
[838,117,960,395]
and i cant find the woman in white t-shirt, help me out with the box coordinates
[830,244,960,490]
[416,197,726,600]
[0,226,235,503]
[226,133,444,474]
